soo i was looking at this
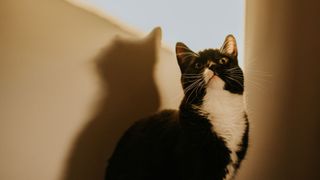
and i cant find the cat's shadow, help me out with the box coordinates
[63,28,161,180]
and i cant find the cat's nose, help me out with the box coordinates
[208,64,219,76]
[209,64,216,71]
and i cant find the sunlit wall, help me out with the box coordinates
[80,0,245,64]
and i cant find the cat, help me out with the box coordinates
[105,35,249,180]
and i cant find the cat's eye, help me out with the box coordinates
[195,63,203,69]
[219,58,229,65]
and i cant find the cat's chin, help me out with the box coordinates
[207,76,225,90]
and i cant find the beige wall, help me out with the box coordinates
[2,0,320,180]
[0,0,180,179]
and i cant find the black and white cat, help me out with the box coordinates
[105,35,249,180]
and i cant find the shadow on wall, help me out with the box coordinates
[63,28,162,180]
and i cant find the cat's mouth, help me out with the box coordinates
[205,69,221,85]
[206,71,222,86]
[207,73,217,84]
[208,75,215,83]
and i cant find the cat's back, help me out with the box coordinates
[120,109,180,143]
[105,109,180,180]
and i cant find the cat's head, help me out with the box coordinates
[176,35,244,104]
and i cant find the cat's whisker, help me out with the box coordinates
[182,76,202,85]
[194,80,205,101]
[225,67,241,72]
[184,77,204,101]
[182,73,203,76]
[186,86,197,103]
[182,76,202,80]
[182,73,202,74]
[244,68,273,77]
[184,77,201,86]
[185,79,204,104]
[185,85,199,103]
[247,76,271,84]
[182,79,202,85]
[182,77,202,80]
[226,71,243,75]
[182,75,203,78]
[226,69,242,72]
[182,74,202,76]
[225,73,244,79]
[225,76,244,87]
[188,79,202,91]
[228,73,244,77]
[228,74,244,80]
[244,78,265,91]
[184,78,203,94]
[244,71,272,84]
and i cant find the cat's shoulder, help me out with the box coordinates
[150,109,179,121]
[120,109,180,142]
[133,109,179,127]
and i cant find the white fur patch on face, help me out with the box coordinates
[201,71,246,180]
[203,68,214,84]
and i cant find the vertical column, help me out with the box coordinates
[240,0,320,179]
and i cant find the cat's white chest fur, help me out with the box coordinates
[202,76,246,180]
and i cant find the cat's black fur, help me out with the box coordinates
[105,35,249,180]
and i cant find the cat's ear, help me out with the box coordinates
[176,42,198,66]
[220,34,238,58]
